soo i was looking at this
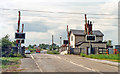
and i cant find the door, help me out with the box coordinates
[88,47,91,55]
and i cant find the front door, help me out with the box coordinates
[88,47,91,55]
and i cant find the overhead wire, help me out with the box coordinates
[0,8,118,26]
[0,8,115,15]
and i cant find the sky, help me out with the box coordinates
[0,0,119,46]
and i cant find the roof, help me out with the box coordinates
[70,29,104,36]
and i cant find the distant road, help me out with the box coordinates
[19,52,118,73]
[40,50,47,54]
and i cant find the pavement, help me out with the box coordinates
[17,51,119,74]
[19,54,40,72]
[86,57,119,66]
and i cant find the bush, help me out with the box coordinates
[80,53,86,57]
[47,50,59,54]
[53,50,59,54]
[47,51,53,54]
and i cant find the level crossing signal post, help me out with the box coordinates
[15,11,25,57]
[86,35,96,55]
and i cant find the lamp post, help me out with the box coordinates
[60,36,62,47]
[52,35,53,51]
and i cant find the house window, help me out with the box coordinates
[71,36,73,41]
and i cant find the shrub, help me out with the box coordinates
[80,53,86,57]
[47,50,59,54]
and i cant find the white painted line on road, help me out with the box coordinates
[54,55,103,74]
[30,54,34,59]
[69,60,95,72]
[54,55,62,59]
[30,54,43,72]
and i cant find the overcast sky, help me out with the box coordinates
[0,0,119,46]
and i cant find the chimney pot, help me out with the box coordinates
[90,21,92,24]
[88,20,89,25]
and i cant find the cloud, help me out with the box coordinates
[24,21,48,32]
[94,0,118,45]
[0,0,119,46]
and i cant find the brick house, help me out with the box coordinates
[69,14,107,55]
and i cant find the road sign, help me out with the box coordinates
[86,35,96,41]
[63,40,68,44]
[15,33,25,39]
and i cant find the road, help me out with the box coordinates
[19,50,118,74]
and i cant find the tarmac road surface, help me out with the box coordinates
[19,51,118,74]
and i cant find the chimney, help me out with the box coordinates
[87,20,90,35]
[89,21,92,34]
[88,20,89,25]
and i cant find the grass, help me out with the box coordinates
[29,48,44,54]
[80,53,120,62]
[47,50,59,54]
[0,57,22,68]
[10,53,26,58]
[29,48,36,53]
[80,53,86,57]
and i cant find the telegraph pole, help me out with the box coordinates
[52,35,53,50]
[60,36,62,47]
[67,25,70,54]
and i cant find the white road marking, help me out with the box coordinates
[54,55,103,74]
[31,54,103,74]
[30,54,43,72]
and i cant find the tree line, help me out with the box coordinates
[0,34,112,49]
[27,43,59,50]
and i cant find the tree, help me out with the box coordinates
[28,44,33,49]
[33,44,37,48]
[12,40,16,46]
[39,43,48,49]
[2,34,12,47]
[49,43,59,50]
[106,40,112,46]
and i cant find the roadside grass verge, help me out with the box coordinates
[80,53,120,62]
[47,50,59,54]
[0,57,22,69]
[29,48,36,54]
[29,48,44,54]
